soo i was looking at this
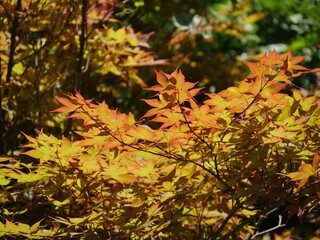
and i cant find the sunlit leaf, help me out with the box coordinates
[288,163,314,191]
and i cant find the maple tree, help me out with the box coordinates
[0,0,165,155]
[2,0,319,158]
[0,50,319,238]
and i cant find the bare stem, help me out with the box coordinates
[251,214,285,238]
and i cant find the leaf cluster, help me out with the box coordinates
[0,0,164,155]
[1,50,319,239]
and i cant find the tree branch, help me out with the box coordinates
[75,0,88,91]
[1,0,21,155]
[177,95,231,191]
[208,199,243,239]
[251,214,285,238]
[0,59,3,155]
[5,0,22,85]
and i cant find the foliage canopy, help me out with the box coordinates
[1,50,319,239]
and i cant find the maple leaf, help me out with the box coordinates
[279,50,320,77]
[280,51,307,73]
[145,70,171,92]
[102,164,136,183]
[259,49,282,68]
[204,94,227,112]
[126,125,155,141]
[51,96,78,113]
[143,69,202,121]
[189,105,220,128]
[288,163,315,191]
[132,160,158,180]
[246,61,270,79]
[312,148,319,170]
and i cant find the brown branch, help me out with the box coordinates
[77,104,230,187]
[75,0,88,91]
[0,59,3,155]
[176,94,231,191]
[65,1,88,137]
[209,199,243,239]
[0,0,21,154]
[219,76,271,144]
[5,0,22,85]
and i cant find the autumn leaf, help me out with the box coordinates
[288,163,315,191]
[259,49,282,68]
[132,160,158,181]
[246,61,269,79]
[51,96,78,113]
[126,125,155,141]
[102,164,136,183]
[3,48,320,239]
[23,147,51,163]
[280,51,308,73]
[312,148,320,170]
[279,50,320,77]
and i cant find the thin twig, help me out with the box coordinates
[220,205,281,240]
[78,105,227,184]
[251,214,285,238]
[176,94,231,190]
[208,199,243,239]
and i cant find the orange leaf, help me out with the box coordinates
[246,62,269,79]
[312,148,320,170]
[288,163,314,191]
[52,96,77,113]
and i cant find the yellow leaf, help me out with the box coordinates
[127,125,155,141]
[12,62,24,75]
[0,176,10,186]
[78,155,101,174]
[162,181,173,191]
[0,157,12,162]
[133,160,157,179]
[78,136,108,147]
[127,33,138,46]
[30,220,42,233]
[5,220,19,234]
[17,222,30,233]
[103,164,135,183]
[69,217,84,224]
[17,172,48,183]
[113,27,126,41]
[239,208,257,217]
[52,199,70,207]
[23,147,51,163]
[244,12,268,24]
